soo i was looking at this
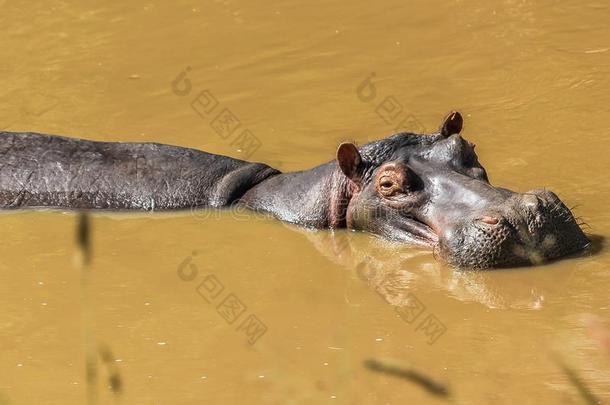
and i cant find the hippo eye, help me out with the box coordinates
[380,179,394,189]
[375,163,412,197]
[378,176,403,196]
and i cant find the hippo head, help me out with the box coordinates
[337,112,589,269]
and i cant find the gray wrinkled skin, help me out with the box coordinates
[0,132,279,210]
[438,190,589,269]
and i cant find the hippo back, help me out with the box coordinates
[0,132,280,210]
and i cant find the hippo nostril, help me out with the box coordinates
[478,216,500,225]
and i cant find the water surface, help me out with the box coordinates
[1,0,609,403]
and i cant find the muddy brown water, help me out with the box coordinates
[1,1,610,404]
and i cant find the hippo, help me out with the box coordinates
[0,112,589,269]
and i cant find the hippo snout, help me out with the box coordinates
[439,190,589,269]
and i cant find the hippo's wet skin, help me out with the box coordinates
[0,112,588,269]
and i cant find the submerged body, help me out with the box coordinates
[0,112,589,269]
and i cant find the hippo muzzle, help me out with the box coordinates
[437,189,589,269]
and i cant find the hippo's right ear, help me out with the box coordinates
[337,142,362,183]
[440,111,463,137]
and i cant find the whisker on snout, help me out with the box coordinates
[565,204,577,213]
[576,219,592,230]
[431,242,442,262]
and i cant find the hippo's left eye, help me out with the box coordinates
[380,179,394,189]
[375,163,415,197]
[378,176,401,196]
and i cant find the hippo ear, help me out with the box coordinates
[337,142,362,182]
[440,111,463,137]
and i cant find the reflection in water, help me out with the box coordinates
[296,225,578,310]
